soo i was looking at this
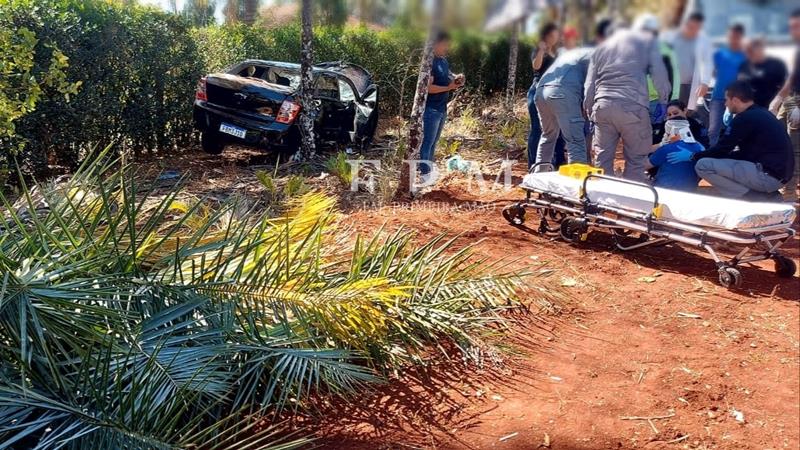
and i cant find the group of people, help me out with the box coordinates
[418,8,800,204]
[525,10,799,202]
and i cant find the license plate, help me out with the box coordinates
[219,123,247,139]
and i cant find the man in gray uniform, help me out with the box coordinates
[584,27,671,181]
[534,48,594,169]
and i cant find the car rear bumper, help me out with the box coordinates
[193,101,296,149]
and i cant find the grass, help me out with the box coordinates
[324,152,354,187]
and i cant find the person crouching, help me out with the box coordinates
[646,119,704,191]
[667,81,794,200]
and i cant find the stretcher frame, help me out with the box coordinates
[503,164,797,288]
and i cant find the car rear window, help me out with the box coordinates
[232,63,357,101]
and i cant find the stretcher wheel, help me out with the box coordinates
[773,256,797,278]
[718,266,743,289]
[502,204,526,225]
[611,228,649,249]
[547,208,567,223]
[560,218,588,243]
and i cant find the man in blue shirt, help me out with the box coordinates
[419,32,464,182]
[709,24,746,147]
[647,119,704,191]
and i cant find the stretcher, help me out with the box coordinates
[502,164,798,288]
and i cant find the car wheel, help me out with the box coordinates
[201,132,225,155]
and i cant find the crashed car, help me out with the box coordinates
[193,60,379,155]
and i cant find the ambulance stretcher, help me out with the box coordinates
[502,164,797,288]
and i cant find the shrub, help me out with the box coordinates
[0,0,535,178]
[0,0,204,174]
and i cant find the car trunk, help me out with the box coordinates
[205,73,294,122]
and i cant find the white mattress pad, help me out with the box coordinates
[521,172,796,231]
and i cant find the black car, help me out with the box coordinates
[193,60,379,155]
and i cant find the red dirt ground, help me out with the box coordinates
[147,149,799,450]
[306,182,800,450]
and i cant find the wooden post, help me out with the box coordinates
[297,0,316,161]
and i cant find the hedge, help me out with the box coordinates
[0,0,534,177]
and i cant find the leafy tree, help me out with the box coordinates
[182,0,217,26]
[223,0,239,23]
[241,0,259,24]
[0,24,79,177]
[316,0,348,26]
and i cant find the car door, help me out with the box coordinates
[353,83,378,148]
[314,74,357,144]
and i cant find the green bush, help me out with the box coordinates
[1,0,204,174]
[0,0,535,178]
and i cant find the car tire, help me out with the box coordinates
[201,132,225,155]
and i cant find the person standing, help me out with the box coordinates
[668,81,794,199]
[708,23,746,146]
[533,47,594,169]
[419,32,464,182]
[559,26,579,54]
[527,23,563,169]
[738,38,788,108]
[665,12,712,112]
[584,26,671,181]
[769,8,800,202]
[633,14,679,140]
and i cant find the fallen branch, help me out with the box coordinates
[619,413,675,421]
[636,368,648,384]
[676,312,702,319]
[499,432,518,442]
[666,435,689,444]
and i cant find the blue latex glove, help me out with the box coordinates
[722,108,734,127]
[666,149,694,164]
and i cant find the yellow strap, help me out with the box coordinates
[652,204,663,219]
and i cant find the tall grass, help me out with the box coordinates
[0,149,549,449]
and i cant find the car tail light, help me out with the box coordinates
[195,77,207,102]
[276,100,301,124]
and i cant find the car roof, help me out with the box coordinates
[235,60,373,94]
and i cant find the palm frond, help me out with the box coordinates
[0,154,551,449]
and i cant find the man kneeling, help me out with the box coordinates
[668,80,794,199]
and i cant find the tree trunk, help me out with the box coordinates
[395,0,443,197]
[242,0,259,25]
[297,0,316,161]
[505,20,520,110]
[224,0,239,24]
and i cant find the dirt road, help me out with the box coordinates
[310,184,800,450]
